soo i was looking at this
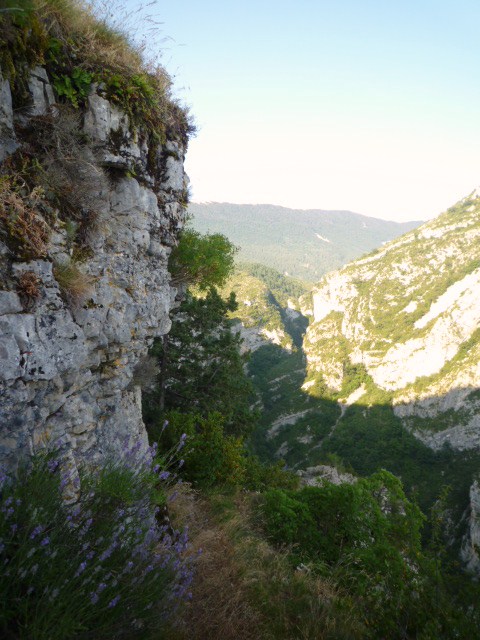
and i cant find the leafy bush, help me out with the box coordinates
[169,229,237,290]
[144,287,257,438]
[0,446,193,639]
[152,411,246,489]
[259,471,435,638]
[242,457,299,492]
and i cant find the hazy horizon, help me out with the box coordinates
[188,199,426,224]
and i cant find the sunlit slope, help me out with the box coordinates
[189,203,421,282]
[302,192,480,450]
[222,264,309,352]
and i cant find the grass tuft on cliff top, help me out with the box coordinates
[0,0,194,145]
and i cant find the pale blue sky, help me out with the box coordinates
[119,0,480,221]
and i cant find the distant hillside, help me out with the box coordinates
[221,263,309,352]
[247,191,480,572]
[188,202,422,282]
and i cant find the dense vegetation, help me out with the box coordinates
[0,447,193,639]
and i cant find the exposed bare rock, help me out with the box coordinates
[461,478,480,574]
[297,465,357,487]
[0,67,189,485]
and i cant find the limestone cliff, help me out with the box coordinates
[298,194,480,571]
[0,65,189,494]
[302,193,480,450]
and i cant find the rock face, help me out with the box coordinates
[461,478,480,574]
[299,195,480,571]
[302,195,480,450]
[0,67,188,489]
[297,465,357,487]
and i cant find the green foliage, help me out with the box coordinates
[242,457,299,492]
[0,452,191,640]
[0,1,47,92]
[144,288,257,438]
[188,202,421,282]
[237,262,309,306]
[53,67,93,108]
[153,411,246,488]
[261,471,423,565]
[169,229,237,290]
[258,471,480,638]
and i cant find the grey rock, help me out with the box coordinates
[461,478,480,574]
[84,93,148,177]
[0,291,23,315]
[0,72,18,161]
[27,66,56,116]
[0,78,188,481]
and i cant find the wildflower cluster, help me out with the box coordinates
[0,440,193,640]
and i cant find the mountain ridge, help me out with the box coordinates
[189,202,422,282]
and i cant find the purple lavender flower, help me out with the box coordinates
[97,582,107,592]
[108,595,120,608]
[99,542,117,562]
[0,468,8,486]
[75,561,87,576]
[159,471,170,481]
[47,459,59,473]
[90,592,99,604]
[178,459,185,468]
[177,433,187,451]
[30,525,43,540]
[40,537,50,547]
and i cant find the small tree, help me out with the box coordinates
[144,228,257,437]
[169,228,237,290]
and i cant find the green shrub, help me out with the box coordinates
[259,471,436,638]
[242,457,299,492]
[0,448,192,639]
[154,411,246,488]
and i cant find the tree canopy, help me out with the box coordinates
[169,229,237,290]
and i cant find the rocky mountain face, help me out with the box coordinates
[300,193,480,571]
[302,193,480,446]
[222,264,308,353]
[0,67,188,496]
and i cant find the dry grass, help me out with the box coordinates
[53,259,94,306]
[0,178,50,259]
[39,0,192,142]
[167,487,363,640]
[17,270,42,306]
[169,486,268,640]
[34,0,147,75]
